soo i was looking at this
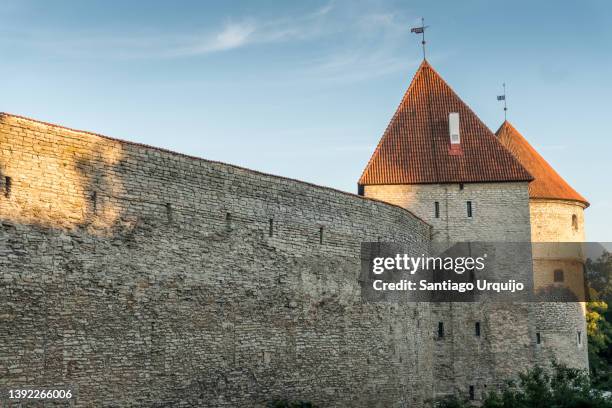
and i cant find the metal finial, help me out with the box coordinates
[497,83,508,121]
[410,18,429,60]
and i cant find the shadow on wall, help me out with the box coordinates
[74,140,127,230]
[0,113,129,233]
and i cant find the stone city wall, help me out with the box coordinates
[0,113,433,407]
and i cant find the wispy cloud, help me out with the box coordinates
[1,1,423,82]
[159,5,334,58]
[167,22,257,57]
[3,2,337,59]
[294,11,423,82]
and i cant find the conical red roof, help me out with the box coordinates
[496,121,588,206]
[359,60,532,185]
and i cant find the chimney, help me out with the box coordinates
[448,112,462,155]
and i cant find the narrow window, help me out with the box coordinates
[319,227,324,244]
[269,218,274,237]
[577,331,582,345]
[572,214,578,231]
[434,201,440,218]
[4,176,11,198]
[165,203,173,223]
[469,385,475,401]
[475,322,481,337]
[91,191,97,215]
[536,332,541,344]
[225,212,232,230]
[438,322,444,338]
[467,201,473,218]
[554,269,564,283]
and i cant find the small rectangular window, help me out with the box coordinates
[225,212,232,231]
[577,331,582,345]
[4,176,11,198]
[165,203,173,223]
[536,332,541,344]
[475,322,481,337]
[438,322,444,338]
[467,201,473,218]
[319,227,324,244]
[469,385,475,401]
[269,218,274,237]
[434,201,440,218]
[554,269,564,282]
[91,191,98,215]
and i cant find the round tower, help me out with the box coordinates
[497,121,589,370]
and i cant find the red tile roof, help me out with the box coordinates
[496,120,589,207]
[359,60,533,185]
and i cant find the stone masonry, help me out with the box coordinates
[0,113,435,407]
[530,199,589,370]
[0,102,590,406]
[363,182,537,400]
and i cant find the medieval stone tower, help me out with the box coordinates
[358,60,589,398]
[497,121,589,369]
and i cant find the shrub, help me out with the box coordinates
[435,363,612,408]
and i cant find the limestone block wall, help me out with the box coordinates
[363,182,531,242]
[364,182,535,400]
[0,113,433,407]
[530,199,589,370]
[530,199,586,243]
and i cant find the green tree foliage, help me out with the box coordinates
[586,250,612,389]
[435,363,612,408]
[587,250,612,299]
[588,300,612,388]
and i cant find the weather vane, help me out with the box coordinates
[410,17,429,60]
[497,83,507,121]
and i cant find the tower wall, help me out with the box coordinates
[530,199,586,242]
[363,183,531,242]
[364,182,535,400]
[530,199,589,370]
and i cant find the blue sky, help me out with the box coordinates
[1,0,610,241]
